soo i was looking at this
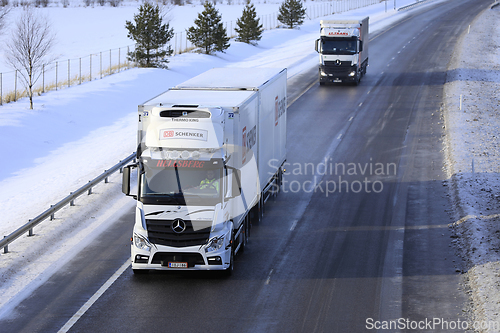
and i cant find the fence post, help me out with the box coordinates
[109,49,112,75]
[0,72,2,105]
[42,64,45,93]
[14,70,17,102]
[56,62,58,91]
[68,59,70,88]
[90,54,92,81]
[100,52,102,79]
[79,58,82,85]
[118,48,121,73]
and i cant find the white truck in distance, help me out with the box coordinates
[122,68,287,275]
[315,17,369,85]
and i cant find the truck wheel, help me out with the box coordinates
[354,73,360,86]
[223,239,234,277]
[239,215,249,253]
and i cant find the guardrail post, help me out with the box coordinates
[105,170,109,183]
[88,181,93,195]
[28,226,33,237]
[70,192,75,206]
[50,206,55,220]
[3,236,8,253]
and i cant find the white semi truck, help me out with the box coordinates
[122,67,287,275]
[315,17,369,85]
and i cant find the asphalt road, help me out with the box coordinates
[1,0,493,331]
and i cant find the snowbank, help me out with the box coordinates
[443,4,500,332]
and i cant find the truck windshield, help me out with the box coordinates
[139,158,223,206]
[321,37,357,55]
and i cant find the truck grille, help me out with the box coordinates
[323,61,353,76]
[146,219,211,247]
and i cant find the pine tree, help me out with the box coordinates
[187,2,230,55]
[277,0,306,29]
[235,0,263,45]
[125,3,174,68]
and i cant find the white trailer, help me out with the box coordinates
[122,67,287,275]
[315,17,369,85]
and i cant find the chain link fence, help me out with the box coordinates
[0,0,380,105]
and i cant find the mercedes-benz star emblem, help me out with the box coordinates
[171,219,187,234]
[335,59,341,66]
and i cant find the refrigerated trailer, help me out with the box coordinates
[122,67,287,275]
[315,17,369,85]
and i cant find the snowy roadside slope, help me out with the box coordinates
[443,4,500,332]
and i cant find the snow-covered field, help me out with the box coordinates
[443,4,500,331]
[1,0,499,329]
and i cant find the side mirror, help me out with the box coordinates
[225,166,241,200]
[122,164,137,199]
[232,169,242,197]
[315,39,320,52]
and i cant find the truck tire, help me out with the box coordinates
[223,237,234,277]
[240,215,249,253]
[354,72,360,86]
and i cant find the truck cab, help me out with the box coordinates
[315,17,369,85]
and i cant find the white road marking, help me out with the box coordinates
[58,259,130,333]
[265,269,274,285]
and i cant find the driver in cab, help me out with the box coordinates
[200,170,219,192]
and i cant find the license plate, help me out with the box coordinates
[333,79,342,83]
[168,262,188,268]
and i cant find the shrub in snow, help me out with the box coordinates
[187,1,230,55]
[125,2,174,68]
[277,0,306,29]
[235,0,263,45]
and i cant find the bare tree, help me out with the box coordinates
[0,5,11,33]
[5,6,56,109]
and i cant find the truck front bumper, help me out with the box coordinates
[319,66,358,83]
[131,238,232,272]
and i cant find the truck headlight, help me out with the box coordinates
[348,71,356,77]
[320,71,328,77]
[205,236,224,253]
[133,233,151,251]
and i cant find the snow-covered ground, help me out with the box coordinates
[443,3,500,331]
[1,0,499,329]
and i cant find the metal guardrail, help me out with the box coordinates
[0,152,136,254]
[397,0,433,11]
